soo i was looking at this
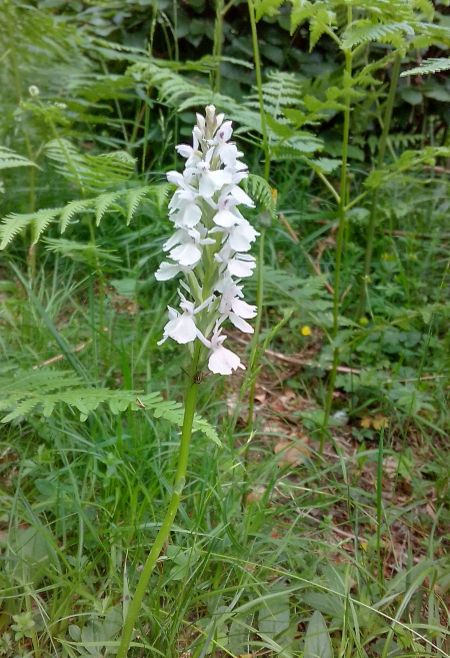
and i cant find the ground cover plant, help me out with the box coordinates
[0,1,449,657]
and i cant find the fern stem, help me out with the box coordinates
[247,0,270,180]
[116,345,201,658]
[321,37,353,452]
[358,54,401,316]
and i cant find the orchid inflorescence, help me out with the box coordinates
[156,105,259,375]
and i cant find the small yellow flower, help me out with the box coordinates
[300,325,312,336]
[359,316,369,326]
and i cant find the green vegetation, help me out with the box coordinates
[0,1,449,656]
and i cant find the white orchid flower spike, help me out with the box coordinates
[156,105,259,375]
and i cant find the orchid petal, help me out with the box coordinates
[208,344,244,375]
[230,185,254,207]
[231,298,257,319]
[170,242,202,267]
[229,313,254,333]
[155,262,182,281]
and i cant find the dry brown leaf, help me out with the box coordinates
[360,414,389,430]
[254,390,267,404]
[245,485,267,504]
[383,456,398,479]
[274,439,310,465]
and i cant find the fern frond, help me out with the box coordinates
[126,186,152,225]
[60,199,93,233]
[45,139,136,193]
[0,215,32,250]
[365,146,450,189]
[258,71,304,116]
[412,0,434,21]
[44,238,121,266]
[342,21,415,49]
[1,183,162,248]
[31,208,62,244]
[131,62,259,133]
[0,146,37,171]
[243,175,276,219]
[0,369,220,445]
[95,192,121,226]
[400,57,450,77]
[304,157,341,175]
[0,208,62,249]
[271,133,324,159]
[309,5,335,50]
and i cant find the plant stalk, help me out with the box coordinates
[213,0,224,92]
[358,54,401,316]
[240,227,265,506]
[376,429,384,587]
[321,42,353,452]
[247,0,270,180]
[116,348,201,658]
[246,227,265,429]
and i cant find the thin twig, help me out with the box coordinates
[32,340,91,369]
[232,334,360,374]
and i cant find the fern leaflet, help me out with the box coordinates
[400,57,450,77]
[0,146,37,171]
[0,369,220,445]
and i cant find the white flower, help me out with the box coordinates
[158,293,212,345]
[216,245,256,278]
[218,279,256,333]
[214,120,233,143]
[166,170,190,189]
[206,330,245,375]
[198,165,232,198]
[158,305,198,345]
[175,142,202,168]
[169,190,202,228]
[228,185,254,207]
[211,194,243,228]
[225,219,259,252]
[155,261,192,281]
[194,149,233,197]
[164,227,214,267]
[228,253,256,278]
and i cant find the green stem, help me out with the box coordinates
[247,0,270,180]
[358,54,401,316]
[240,228,265,506]
[116,348,201,658]
[376,429,384,587]
[246,228,265,428]
[321,40,353,452]
[212,0,224,92]
[7,15,37,279]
